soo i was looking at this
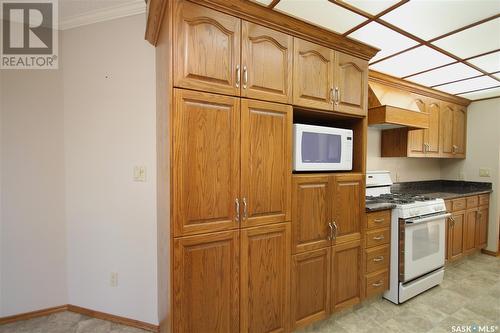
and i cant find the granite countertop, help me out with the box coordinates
[365,202,396,213]
[391,180,493,200]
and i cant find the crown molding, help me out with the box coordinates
[59,0,146,30]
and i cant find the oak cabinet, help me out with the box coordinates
[332,174,363,244]
[241,22,293,103]
[293,38,335,110]
[173,231,240,333]
[336,52,368,116]
[174,1,241,96]
[173,89,240,236]
[448,211,465,261]
[452,106,466,157]
[241,223,290,333]
[292,176,332,253]
[441,103,466,158]
[241,99,292,228]
[332,240,362,311]
[476,205,488,249]
[291,248,331,330]
[464,209,477,255]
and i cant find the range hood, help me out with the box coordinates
[368,80,429,130]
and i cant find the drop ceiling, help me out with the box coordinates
[251,0,500,101]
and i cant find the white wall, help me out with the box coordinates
[63,14,158,324]
[0,66,68,316]
[441,99,500,252]
[367,127,443,182]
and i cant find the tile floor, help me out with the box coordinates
[0,253,498,333]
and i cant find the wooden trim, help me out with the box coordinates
[268,0,280,8]
[145,0,379,60]
[369,70,471,106]
[67,305,160,332]
[481,249,500,257]
[0,305,68,325]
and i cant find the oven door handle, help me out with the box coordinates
[405,213,451,225]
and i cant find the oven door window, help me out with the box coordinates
[301,132,341,163]
[412,224,440,261]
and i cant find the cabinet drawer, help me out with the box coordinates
[479,194,489,206]
[366,228,390,248]
[452,198,466,211]
[365,270,388,298]
[466,196,478,209]
[365,245,390,274]
[366,210,391,230]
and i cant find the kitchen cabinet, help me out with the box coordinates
[173,230,240,333]
[241,22,293,103]
[241,223,290,333]
[241,99,292,228]
[293,38,335,110]
[172,89,240,236]
[452,106,466,156]
[291,174,363,253]
[174,1,241,96]
[425,101,441,155]
[463,210,477,255]
[332,240,362,311]
[476,205,488,249]
[448,211,465,261]
[336,52,368,116]
[441,103,466,158]
[291,248,331,330]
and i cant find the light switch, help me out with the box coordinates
[133,166,147,182]
[479,168,491,177]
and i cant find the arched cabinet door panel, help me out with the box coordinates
[335,52,368,116]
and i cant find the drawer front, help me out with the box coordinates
[365,245,390,274]
[365,270,388,298]
[366,210,391,230]
[452,198,466,211]
[445,200,452,213]
[466,196,478,209]
[366,228,390,248]
[479,194,489,206]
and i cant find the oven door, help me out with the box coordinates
[401,213,449,282]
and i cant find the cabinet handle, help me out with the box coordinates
[373,256,384,262]
[242,197,248,220]
[372,281,383,288]
[373,218,384,223]
[328,223,334,241]
[332,221,338,239]
[452,145,458,154]
[235,198,240,222]
[373,235,384,241]
[334,87,340,105]
[243,65,248,89]
[330,87,335,104]
[236,65,240,88]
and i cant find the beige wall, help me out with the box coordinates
[367,127,442,182]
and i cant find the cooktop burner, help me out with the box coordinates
[366,193,435,205]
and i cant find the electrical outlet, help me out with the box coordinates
[479,168,491,177]
[133,166,146,182]
[110,272,118,287]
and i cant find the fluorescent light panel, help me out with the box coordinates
[370,46,455,78]
[458,87,500,100]
[407,63,482,87]
[434,76,499,95]
[467,52,500,73]
[275,0,366,34]
[342,0,399,15]
[348,22,418,63]
[253,0,273,5]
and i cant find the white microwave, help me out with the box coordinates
[293,124,353,171]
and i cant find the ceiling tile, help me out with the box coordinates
[434,76,499,95]
[370,46,455,78]
[275,0,366,34]
[432,18,500,59]
[251,0,273,5]
[406,63,482,87]
[494,73,500,80]
[348,22,418,62]
[380,1,500,40]
[341,0,399,15]
[457,87,500,100]
[467,51,500,73]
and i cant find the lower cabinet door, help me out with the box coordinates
[291,248,331,330]
[241,223,291,333]
[464,210,477,254]
[173,231,240,333]
[475,206,488,249]
[448,212,464,261]
[332,240,361,311]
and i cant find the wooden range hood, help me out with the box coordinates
[368,79,429,130]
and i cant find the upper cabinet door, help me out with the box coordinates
[440,102,454,155]
[293,38,335,111]
[241,22,293,103]
[241,99,292,228]
[335,52,368,116]
[174,1,241,96]
[331,174,363,244]
[173,89,240,236]
[425,101,440,154]
[292,175,332,253]
[453,107,466,156]
[408,98,426,156]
